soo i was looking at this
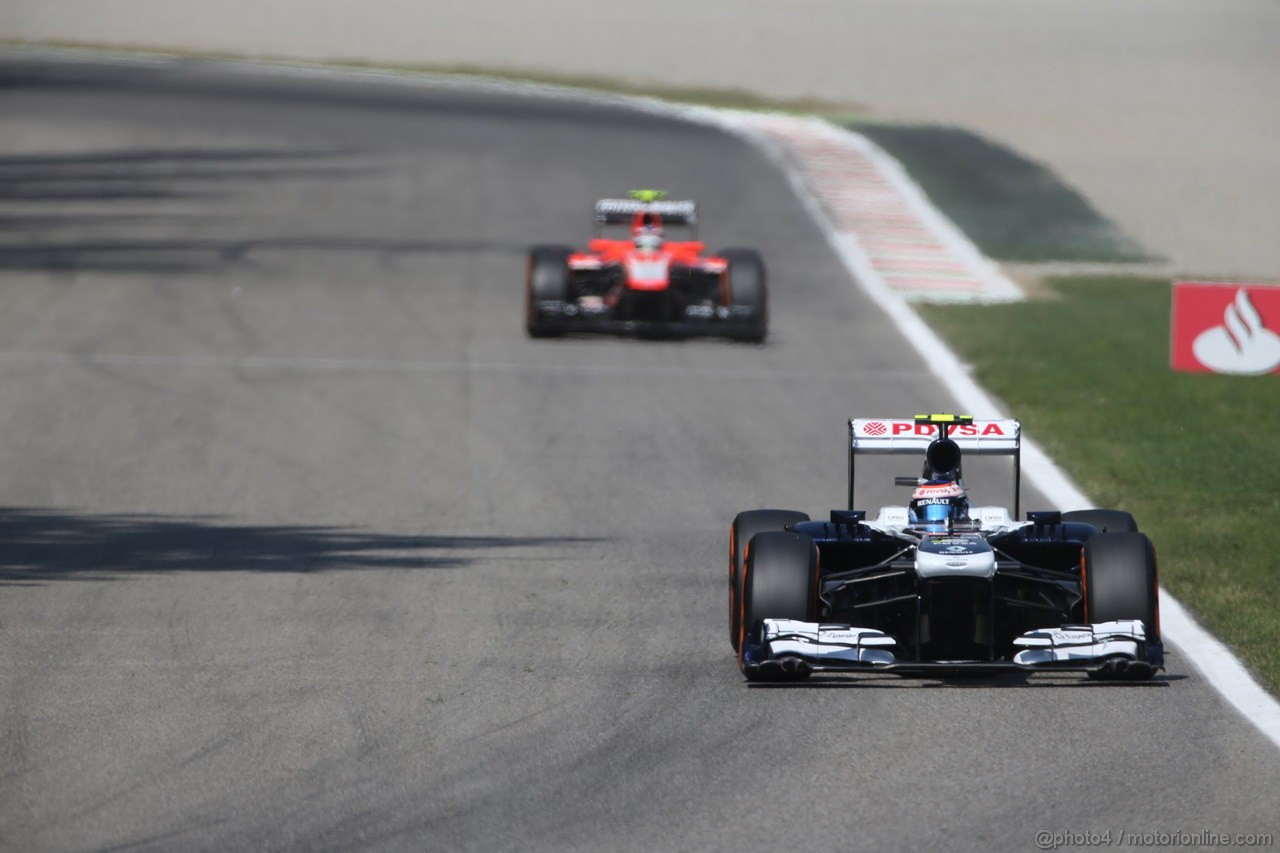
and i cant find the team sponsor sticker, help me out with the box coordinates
[912,482,965,500]
[857,420,1014,437]
[920,536,985,554]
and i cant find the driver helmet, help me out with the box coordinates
[633,211,664,252]
[634,224,663,252]
[909,479,969,531]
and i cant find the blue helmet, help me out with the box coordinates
[909,480,970,530]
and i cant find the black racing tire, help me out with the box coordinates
[1062,509,1139,534]
[525,245,573,338]
[729,509,809,651]
[1082,532,1160,681]
[739,531,819,664]
[718,248,768,343]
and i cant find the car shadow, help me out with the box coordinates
[0,506,597,585]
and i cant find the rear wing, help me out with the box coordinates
[594,198,698,227]
[848,416,1023,517]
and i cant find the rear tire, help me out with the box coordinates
[729,510,809,651]
[1062,509,1138,534]
[740,531,819,680]
[1083,531,1160,680]
[718,248,768,343]
[526,245,573,338]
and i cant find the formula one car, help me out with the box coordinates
[729,414,1163,682]
[525,190,768,341]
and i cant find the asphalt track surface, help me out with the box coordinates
[1,58,1278,853]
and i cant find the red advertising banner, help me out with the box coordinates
[1170,281,1280,374]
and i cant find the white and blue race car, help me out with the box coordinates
[729,414,1162,682]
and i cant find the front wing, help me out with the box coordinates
[530,298,759,335]
[741,618,1163,682]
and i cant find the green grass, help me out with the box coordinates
[919,278,1280,692]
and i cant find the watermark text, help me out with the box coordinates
[1035,829,1273,850]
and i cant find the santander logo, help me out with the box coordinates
[1193,290,1280,374]
[1172,282,1280,375]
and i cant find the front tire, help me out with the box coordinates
[526,245,573,338]
[718,248,768,343]
[740,531,820,681]
[729,509,809,651]
[1082,531,1160,680]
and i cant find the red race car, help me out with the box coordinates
[525,191,768,342]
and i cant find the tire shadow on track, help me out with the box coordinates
[0,506,598,584]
